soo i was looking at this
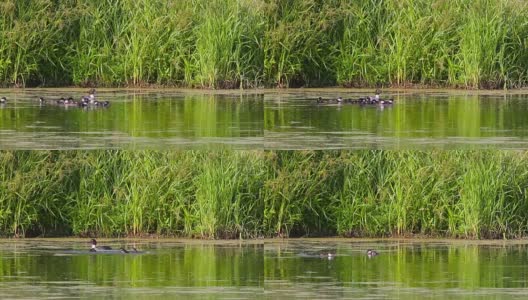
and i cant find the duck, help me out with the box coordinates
[86,89,110,107]
[66,97,79,106]
[56,97,65,104]
[119,247,139,254]
[374,89,381,100]
[37,97,45,103]
[79,96,90,106]
[90,239,112,252]
[0,97,6,104]
[88,88,96,104]
[319,250,336,259]
[366,249,379,257]
[367,90,394,105]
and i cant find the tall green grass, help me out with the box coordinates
[1,0,527,88]
[2,150,528,239]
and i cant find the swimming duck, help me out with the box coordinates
[86,90,109,107]
[319,250,336,259]
[90,239,112,251]
[366,249,379,257]
[374,89,381,100]
[56,97,65,104]
[37,97,45,103]
[371,90,395,105]
[64,97,78,106]
[88,89,96,104]
[0,97,6,103]
[119,247,139,254]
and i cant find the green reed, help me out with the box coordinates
[1,150,528,238]
[1,0,527,88]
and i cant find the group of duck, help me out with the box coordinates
[316,90,394,106]
[319,249,379,260]
[90,239,139,254]
[0,89,110,108]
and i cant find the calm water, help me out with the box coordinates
[265,90,528,149]
[2,89,528,149]
[0,240,263,299]
[3,239,528,299]
[0,89,263,149]
[265,239,528,299]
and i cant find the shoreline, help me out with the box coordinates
[2,86,528,96]
[1,236,528,245]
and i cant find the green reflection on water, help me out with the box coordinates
[0,242,263,299]
[264,94,528,145]
[265,241,528,299]
[0,92,263,149]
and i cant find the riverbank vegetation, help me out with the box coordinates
[2,150,528,239]
[1,0,527,88]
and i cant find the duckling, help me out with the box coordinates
[0,97,6,104]
[64,97,78,106]
[119,246,139,254]
[68,97,77,105]
[316,97,325,104]
[366,249,379,257]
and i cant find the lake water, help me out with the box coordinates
[0,89,263,149]
[0,239,263,299]
[2,89,528,149]
[2,239,528,299]
[265,239,528,299]
[265,90,528,149]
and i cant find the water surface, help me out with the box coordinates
[2,239,528,299]
[0,89,263,149]
[3,89,528,149]
[265,239,528,299]
[0,239,263,299]
[265,90,528,149]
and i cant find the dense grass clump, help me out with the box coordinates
[0,151,266,238]
[1,150,528,239]
[0,0,527,88]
